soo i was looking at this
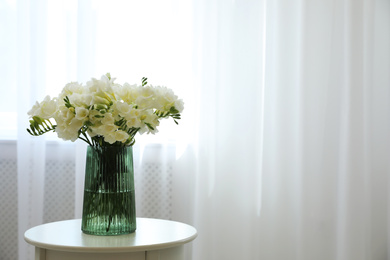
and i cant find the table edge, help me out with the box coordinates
[24,218,197,253]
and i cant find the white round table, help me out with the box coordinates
[24,218,197,260]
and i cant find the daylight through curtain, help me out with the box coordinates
[0,1,389,260]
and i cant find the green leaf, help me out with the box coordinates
[141,77,148,86]
[27,117,56,136]
[169,106,179,114]
[145,122,154,130]
[64,96,73,109]
[85,121,94,127]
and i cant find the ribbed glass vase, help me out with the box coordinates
[81,145,136,235]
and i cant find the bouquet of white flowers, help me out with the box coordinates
[27,73,183,147]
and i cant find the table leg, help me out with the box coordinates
[35,248,46,260]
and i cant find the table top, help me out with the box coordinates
[24,218,197,253]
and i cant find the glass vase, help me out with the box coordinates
[81,145,136,235]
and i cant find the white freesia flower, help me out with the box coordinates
[59,82,84,101]
[115,102,132,116]
[87,110,102,128]
[75,107,89,120]
[28,95,58,119]
[92,95,111,107]
[152,86,184,114]
[133,110,160,135]
[113,83,138,104]
[60,108,74,121]
[95,124,118,136]
[101,113,115,125]
[87,75,114,93]
[104,134,117,145]
[56,117,83,142]
[102,129,129,145]
[69,93,92,107]
[134,86,155,109]
[174,99,184,113]
[126,116,143,129]
[114,130,129,142]
[125,108,143,129]
[27,74,183,147]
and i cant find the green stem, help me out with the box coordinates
[79,135,92,146]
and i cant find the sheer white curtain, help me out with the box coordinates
[1,1,194,260]
[192,0,390,260]
[1,0,390,260]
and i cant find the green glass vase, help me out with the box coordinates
[81,145,136,235]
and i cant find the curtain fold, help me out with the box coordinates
[192,0,390,259]
[16,1,47,259]
[192,1,265,259]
